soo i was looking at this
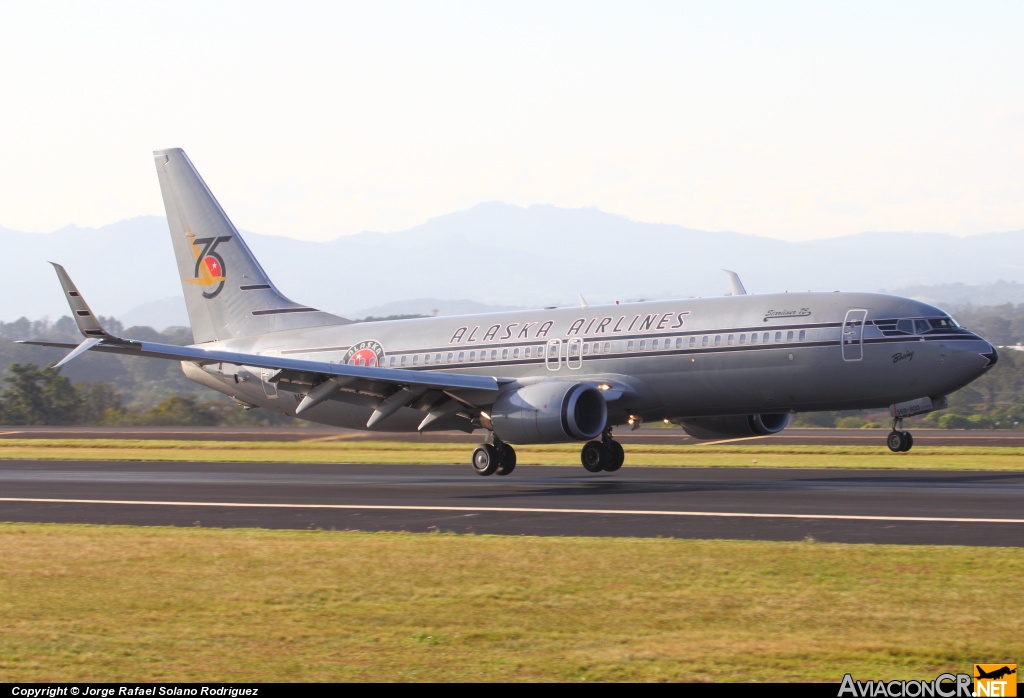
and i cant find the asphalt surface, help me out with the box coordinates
[3,426,1024,446]
[2,460,1023,546]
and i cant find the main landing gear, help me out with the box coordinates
[887,417,914,453]
[580,429,625,473]
[472,435,517,476]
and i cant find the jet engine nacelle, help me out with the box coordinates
[678,413,792,440]
[490,382,608,444]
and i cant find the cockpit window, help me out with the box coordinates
[896,319,915,335]
[922,317,972,334]
[874,316,972,337]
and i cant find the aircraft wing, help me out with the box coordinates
[18,337,500,393]
[20,264,502,432]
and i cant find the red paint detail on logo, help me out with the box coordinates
[348,348,378,367]
[204,257,222,277]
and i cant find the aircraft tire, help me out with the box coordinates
[887,431,906,453]
[581,441,607,472]
[900,431,914,452]
[496,444,517,476]
[473,444,500,476]
[603,441,625,472]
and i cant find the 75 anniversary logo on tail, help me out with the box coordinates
[184,228,231,299]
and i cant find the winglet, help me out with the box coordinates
[50,262,118,340]
[722,269,748,296]
[53,337,102,368]
[48,263,128,367]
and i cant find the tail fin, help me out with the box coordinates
[153,148,349,343]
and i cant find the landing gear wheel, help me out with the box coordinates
[887,431,913,453]
[472,443,499,475]
[603,440,625,472]
[495,444,517,476]
[581,440,607,472]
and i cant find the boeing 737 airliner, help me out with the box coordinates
[21,149,999,475]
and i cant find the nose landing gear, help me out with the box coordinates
[580,428,625,473]
[886,417,914,452]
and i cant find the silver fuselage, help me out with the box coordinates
[184,291,996,434]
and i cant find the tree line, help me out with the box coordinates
[3,307,1024,428]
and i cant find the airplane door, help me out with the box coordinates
[546,339,562,371]
[566,337,583,370]
[259,350,279,397]
[841,310,867,362]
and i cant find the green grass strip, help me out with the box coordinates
[0,438,1022,469]
[0,523,1020,682]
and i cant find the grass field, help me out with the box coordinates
[0,438,1022,469]
[0,523,1020,682]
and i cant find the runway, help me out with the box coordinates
[2,460,1023,546]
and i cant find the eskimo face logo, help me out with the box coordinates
[185,228,232,299]
[342,340,385,368]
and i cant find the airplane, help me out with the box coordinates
[20,148,999,475]
[975,666,1016,681]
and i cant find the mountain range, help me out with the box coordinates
[3,203,1023,329]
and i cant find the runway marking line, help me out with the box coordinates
[2,497,1024,525]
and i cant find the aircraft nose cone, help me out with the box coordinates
[981,343,998,368]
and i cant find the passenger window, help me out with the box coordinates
[639,340,647,350]
[583,343,589,355]
[502,348,509,360]
[524,347,531,358]
[628,340,635,351]
[727,334,734,345]
[690,337,696,348]
[702,336,708,347]
[389,357,396,367]
[412,355,420,365]
[750,333,757,344]
[774,332,782,342]
[763,333,769,343]
[799,330,806,341]
[714,335,721,346]
[447,352,454,363]
[651,339,658,350]
[424,354,431,365]
[469,351,476,361]
[787,331,794,341]
[458,352,465,363]
[603,342,611,353]
[436,353,442,363]
[675,337,682,349]
[513,348,520,359]
[739,334,746,345]
[401,356,408,366]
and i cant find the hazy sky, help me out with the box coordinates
[1,1,1022,241]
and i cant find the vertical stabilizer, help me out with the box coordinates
[153,148,348,343]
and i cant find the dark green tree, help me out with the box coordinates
[74,381,124,423]
[0,362,82,425]
[140,396,220,426]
